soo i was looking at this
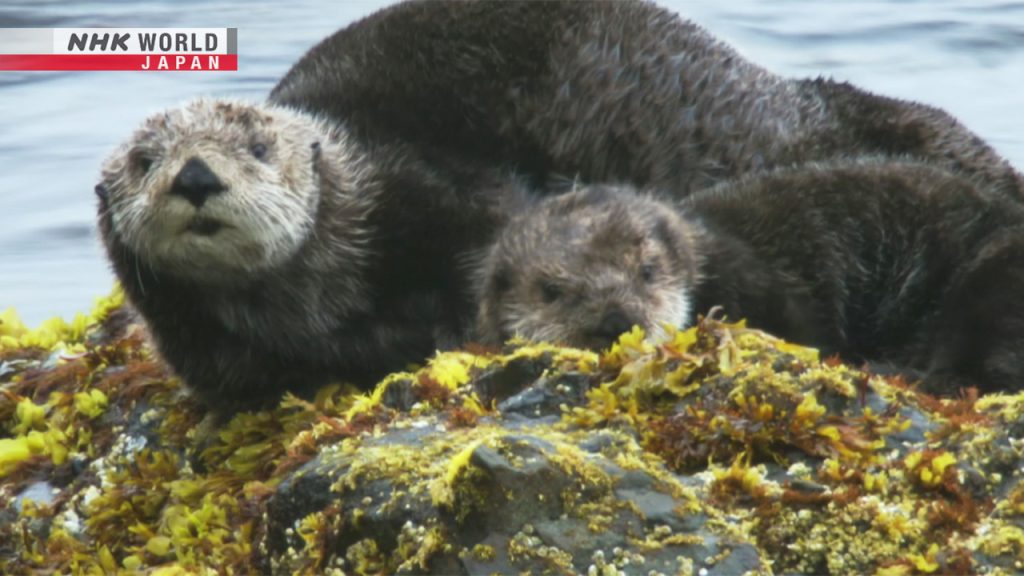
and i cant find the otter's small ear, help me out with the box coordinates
[311,141,321,163]
[94,183,110,204]
[652,215,678,250]
[653,211,700,270]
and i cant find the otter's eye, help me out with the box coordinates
[251,142,268,160]
[540,281,562,304]
[136,155,154,174]
[641,264,656,283]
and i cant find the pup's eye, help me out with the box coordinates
[251,142,268,160]
[641,264,656,283]
[540,282,562,304]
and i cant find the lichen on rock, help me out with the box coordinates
[2,288,1024,574]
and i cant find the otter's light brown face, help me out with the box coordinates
[478,185,702,350]
[97,99,323,282]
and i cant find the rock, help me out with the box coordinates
[2,293,1024,574]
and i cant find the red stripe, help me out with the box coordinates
[0,54,237,71]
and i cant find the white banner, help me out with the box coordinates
[51,28,234,55]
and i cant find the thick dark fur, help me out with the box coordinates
[98,101,531,413]
[99,0,1022,412]
[478,161,1024,394]
[272,0,1024,199]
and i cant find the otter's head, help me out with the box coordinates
[96,99,333,285]
[477,184,702,350]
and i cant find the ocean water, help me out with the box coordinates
[1,0,1022,326]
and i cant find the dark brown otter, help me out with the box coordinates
[477,161,1024,394]
[272,0,1024,200]
[96,99,529,412]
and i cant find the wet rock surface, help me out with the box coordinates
[3,292,1024,574]
[267,423,756,575]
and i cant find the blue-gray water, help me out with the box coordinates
[1,0,1022,326]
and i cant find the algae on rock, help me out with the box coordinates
[2,289,1024,574]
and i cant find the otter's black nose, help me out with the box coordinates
[169,157,226,208]
[591,309,636,345]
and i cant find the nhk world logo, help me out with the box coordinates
[0,28,237,71]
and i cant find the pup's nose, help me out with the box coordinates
[590,308,637,346]
[169,157,226,208]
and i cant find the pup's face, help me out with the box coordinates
[478,185,702,349]
[96,99,323,283]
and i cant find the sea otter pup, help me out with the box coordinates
[98,0,1024,410]
[272,0,1024,200]
[476,162,1024,393]
[96,99,528,411]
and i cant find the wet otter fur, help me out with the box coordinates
[272,0,1024,199]
[477,161,1024,393]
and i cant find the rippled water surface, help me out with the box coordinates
[1,0,1022,325]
